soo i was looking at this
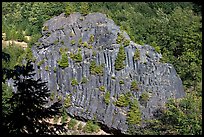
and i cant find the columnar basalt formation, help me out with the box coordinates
[30,12,185,134]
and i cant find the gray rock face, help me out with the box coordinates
[31,12,185,134]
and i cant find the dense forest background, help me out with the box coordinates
[2,2,202,135]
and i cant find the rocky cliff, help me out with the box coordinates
[30,12,185,134]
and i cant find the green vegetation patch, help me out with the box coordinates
[116,32,125,44]
[71,78,78,86]
[119,80,125,85]
[64,94,71,108]
[65,2,75,16]
[59,47,68,54]
[54,40,59,45]
[92,50,97,57]
[81,76,88,84]
[89,34,94,43]
[53,67,57,73]
[80,2,89,16]
[70,51,82,62]
[61,108,68,124]
[50,92,55,101]
[104,91,110,105]
[99,86,106,92]
[114,45,126,71]
[115,93,130,107]
[78,123,83,130]
[68,118,77,130]
[90,61,104,76]
[134,48,140,61]
[57,52,69,68]
[140,92,150,103]
[78,38,83,46]
[82,41,88,48]
[45,65,49,71]
[83,120,100,133]
[124,39,130,47]
[127,98,142,125]
[131,80,139,91]
[71,39,76,45]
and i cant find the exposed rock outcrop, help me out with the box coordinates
[29,12,185,134]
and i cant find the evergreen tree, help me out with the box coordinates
[65,2,75,16]
[80,2,89,15]
[114,45,126,71]
[2,61,66,135]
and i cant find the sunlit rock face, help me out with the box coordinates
[31,12,185,134]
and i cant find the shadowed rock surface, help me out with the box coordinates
[13,12,185,134]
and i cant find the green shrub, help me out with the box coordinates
[114,45,126,71]
[68,119,77,130]
[119,80,124,85]
[81,76,88,84]
[99,86,105,92]
[140,92,149,103]
[90,61,96,74]
[124,39,130,47]
[138,40,144,45]
[64,94,71,108]
[59,47,68,54]
[61,109,68,124]
[65,2,75,16]
[131,80,139,91]
[89,34,94,43]
[36,42,41,47]
[71,78,78,86]
[42,25,48,31]
[46,32,51,37]
[134,48,140,61]
[125,91,133,98]
[90,61,103,76]
[57,95,62,101]
[83,41,88,48]
[104,91,110,105]
[92,51,97,56]
[54,67,57,73]
[154,46,161,53]
[24,47,34,61]
[57,52,69,68]
[78,38,83,46]
[45,66,49,71]
[16,31,24,42]
[53,116,59,124]
[70,51,82,62]
[80,2,89,16]
[116,94,130,107]
[94,65,103,75]
[127,98,141,125]
[78,123,83,130]
[50,92,55,101]
[83,120,100,133]
[71,39,75,45]
[60,40,64,45]
[116,33,124,44]
[54,40,58,45]
[88,45,93,49]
